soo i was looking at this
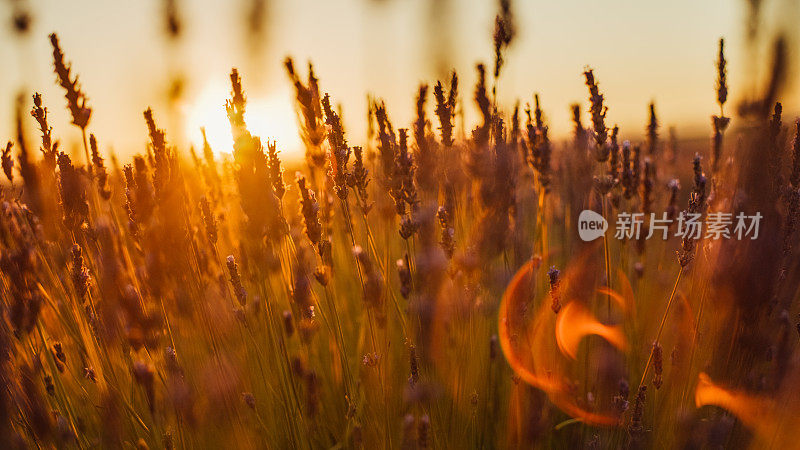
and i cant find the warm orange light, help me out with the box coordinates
[694,372,800,449]
[498,256,626,427]
[182,81,302,159]
[555,301,627,360]
[695,372,769,430]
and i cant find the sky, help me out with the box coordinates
[0,0,787,161]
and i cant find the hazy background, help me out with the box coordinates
[0,0,795,159]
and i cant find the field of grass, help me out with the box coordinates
[1,3,800,449]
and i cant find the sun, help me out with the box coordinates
[183,80,303,160]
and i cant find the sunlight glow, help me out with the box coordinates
[183,81,303,160]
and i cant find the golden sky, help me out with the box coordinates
[0,0,788,161]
